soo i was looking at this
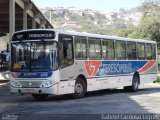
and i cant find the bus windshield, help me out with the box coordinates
[11,41,57,72]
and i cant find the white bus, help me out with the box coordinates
[9,29,157,100]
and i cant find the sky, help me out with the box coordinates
[33,0,141,14]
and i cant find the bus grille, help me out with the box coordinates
[18,81,43,88]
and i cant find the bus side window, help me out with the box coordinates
[88,38,101,59]
[127,42,137,60]
[137,43,145,60]
[152,44,156,60]
[102,40,115,60]
[146,43,152,60]
[59,35,74,68]
[115,41,126,60]
[74,37,87,59]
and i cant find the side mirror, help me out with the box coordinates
[0,61,9,72]
[0,50,10,72]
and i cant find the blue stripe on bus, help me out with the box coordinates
[16,72,53,78]
[96,61,148,76]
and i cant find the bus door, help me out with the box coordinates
[58,34,75,82]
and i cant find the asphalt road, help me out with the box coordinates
[0,83,160,120]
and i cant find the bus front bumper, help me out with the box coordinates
[10,84,59,95]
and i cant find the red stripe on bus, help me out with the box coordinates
[138,60,156,73]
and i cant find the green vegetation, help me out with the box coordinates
[44,8,127,36]
[43,0,160,49]
[155,76,160,83]
[117,0,160,49]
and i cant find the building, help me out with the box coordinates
[0,0,54,40]
[105,12,117,21]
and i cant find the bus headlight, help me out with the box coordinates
[40,81,54,88]
[11,81,22,88]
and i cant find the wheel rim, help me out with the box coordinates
[75,83,83,94]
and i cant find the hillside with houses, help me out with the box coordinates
[41,7,142,35]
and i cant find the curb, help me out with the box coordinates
[145,83,160,87]
[0,80,10,84]
[0,80,9,85]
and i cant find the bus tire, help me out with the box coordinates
[71,78,86,99]
[32,94,48,101]
[124,75,139,92]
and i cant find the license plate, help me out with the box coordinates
[25,89,34,93]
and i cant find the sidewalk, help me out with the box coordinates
[0,79,9,86]
[0,73,9,86]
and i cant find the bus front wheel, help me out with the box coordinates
[124,75,139,92]
[71,78,86,99]
[32,94,48,100]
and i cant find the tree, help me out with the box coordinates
[138,14,160,46]
[138,0,160,48]
[117,27,140,38]
[139,0,160,16]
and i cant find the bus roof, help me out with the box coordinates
[13,29,157,44]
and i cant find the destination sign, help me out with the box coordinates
[12,30,55,41]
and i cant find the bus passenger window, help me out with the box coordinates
[152,44,156,60]
[115,41,126,60]
[102,40,115,60]
[127,42,137,60]
[59,36,74,68]
[88,38,101,59]
[146,44,152,60]
[137,43,145,60]
[75,37,87,59]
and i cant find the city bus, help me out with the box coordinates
[9,29,157,100]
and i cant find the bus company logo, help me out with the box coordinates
[84,60,102,76]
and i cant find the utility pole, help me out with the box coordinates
[49,9,52,23]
